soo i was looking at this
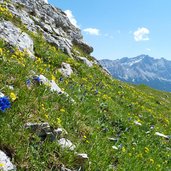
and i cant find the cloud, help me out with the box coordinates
[133,27,150,41]
[64,10,79,28]
[83,28,100,36]
[146,48,151,51]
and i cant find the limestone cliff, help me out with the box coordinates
[0,0,93,57]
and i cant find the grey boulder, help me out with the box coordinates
[59,62,73,77]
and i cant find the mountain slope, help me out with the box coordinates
[100,55,171,92]
[0,1,171,171]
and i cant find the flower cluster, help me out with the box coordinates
[0,96,11,112]
[0,4,13,19]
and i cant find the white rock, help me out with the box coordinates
[76,153,88,159]
[24,122,50,129]
[35,75,75,102]
[38,75,63,94]
[59,62,73,77]
[0,92,5,97]
[150,125,155,129]
[20,10,36,32]
[41,23,53,33]
[42,0,48,3]
[38,75,49,84]
[108,137,118,142]
[155,132,169,139]
[54,128,63,135]
[112,146,118,150]
[77,56,93,67]
[58,138,75,150]
[6,86,14,90]
[134,121,142,126]
[0,150,16,171]
[50,80,62,93]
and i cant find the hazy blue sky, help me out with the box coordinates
[48,0,171,60]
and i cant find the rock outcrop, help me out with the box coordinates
[59,62,73,77]
[77,56,94,67]
[4,0,93,56]
[0,21,34,58]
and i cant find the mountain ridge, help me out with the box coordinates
[100,55,171,92]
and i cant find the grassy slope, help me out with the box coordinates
[0,3,171,171]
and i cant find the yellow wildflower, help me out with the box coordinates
[122,147,126,152]
[102,94,108,100]
[157,164,161,168]
[10,92,17,101]
[60,109,65,112]
[144,147,149,153]
[41,104,45,110]
[83,135,87,139]
[128,153,132,157]
[44,114,48,119]
[0,163,4,167]
[51,75,56,81]
[82,78,87,82]
[57,118,61,125]
[136,153,143,159]
[0,48,2,55]
[149,158,154,164]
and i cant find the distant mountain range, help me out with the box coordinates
[99,55,171,92]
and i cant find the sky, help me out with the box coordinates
[48,0,171,60]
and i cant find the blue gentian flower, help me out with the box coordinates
[0,96,11,112]
[59,77,63,82]
[33,76,41,83]
[26,79,31,87]
[95,90,98,95]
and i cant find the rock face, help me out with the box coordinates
[77,56,93,67]
[0,21,34,58]
[6,0,93,56]
[59,62,73,77]
[0,150,16,171]
[42,0,48,3]
[100,55,171,92]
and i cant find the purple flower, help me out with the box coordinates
[0,96,11,112]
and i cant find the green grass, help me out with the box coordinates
[0,3,171,170]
